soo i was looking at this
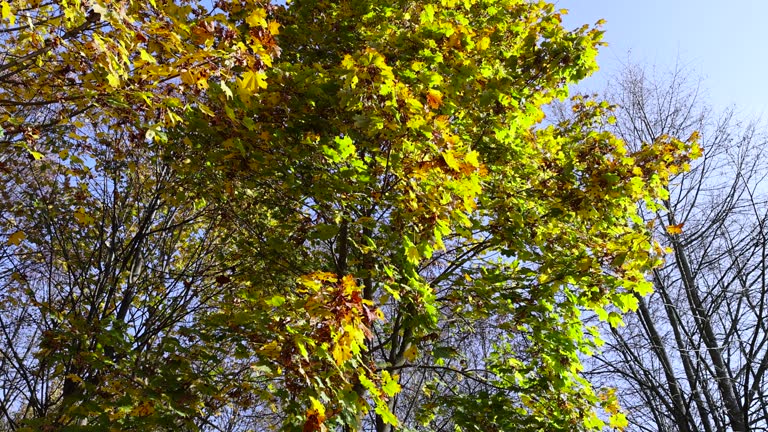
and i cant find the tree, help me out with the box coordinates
[585,63,768,432]
[0,1,280,428]
[0,1,696,431]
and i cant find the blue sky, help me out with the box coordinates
[555,1,768,115]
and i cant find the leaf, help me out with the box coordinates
[332,340,353,365]
[259,341,281,358]
[666,223,684,235]
[1,1,14,25]
[130,401,155,417]
[477,36,490,51]
[404,344,419,362]
[265,295,285,307]
[7,231,25,246]
[106,73,120,88]
[139,49,157,64]
[635,280,654,296]
[220,81,233,100]
[334,135,356,160]
[268,21,281,35]
[443,150,461,171]
[607,312,625,328]
[198,103,215,117]
[376,403,399,426]
[238,70,268,95]
[73,208,94,225]
[406,246,420,264]
[308,397,325,419]
[426,89,443,109]
[432,346,458,359]
[246,9,267,27]
[465,150,480,168]
[609,412,629,430]
[381,371,401,397]
[420,4,435,24]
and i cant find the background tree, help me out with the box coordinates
[0,1,282,428]
[585,63,768,432]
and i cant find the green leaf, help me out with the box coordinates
[608,312,625,328]
[265,295,286,307]
[381,371,401,397]
[313,224,339,241]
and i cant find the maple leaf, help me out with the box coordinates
[426,89,443,109]
[666,223,684,235]
[238,70,268,96]
[7,231,25,246]
[0,1,14,25]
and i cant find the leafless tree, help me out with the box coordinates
[586,62,768,432]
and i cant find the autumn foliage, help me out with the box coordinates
[0,0,698,431]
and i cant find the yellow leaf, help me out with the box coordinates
[7,231,25,246]
[404,344,418,361]
[106,73,120,88]
[442,150,461,171]
[666,223,684,235]
[74,207,94,225]
[220,81,233,100]
[477,36,490,51]
[246,9,267,27]
[609,413,629,430]
[304,397,327,431]
[268,20,280,35]
[180,70,196,85]
[1,1,15,25]
[341,274,358,295]
[238,70,267,95]
[309,397,325,420]
[332,341,353,365]
[634,280,653,296]
[465,150,480,168]
[139,49,156,64]
[198,103,215,117]
[406,246,420,263]
[130,401,154,417]
[259,340,281,358]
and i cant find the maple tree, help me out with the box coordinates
[0,0,698,431]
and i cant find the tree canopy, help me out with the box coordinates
[0,0,698,431]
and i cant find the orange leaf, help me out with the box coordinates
[303,397,326,432]
[426,89,442,109]
[666,223,684,235]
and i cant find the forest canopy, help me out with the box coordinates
[0,0,698,431]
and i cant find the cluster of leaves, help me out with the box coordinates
[0,0,699,431]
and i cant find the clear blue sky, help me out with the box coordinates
[555,1,768,115]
